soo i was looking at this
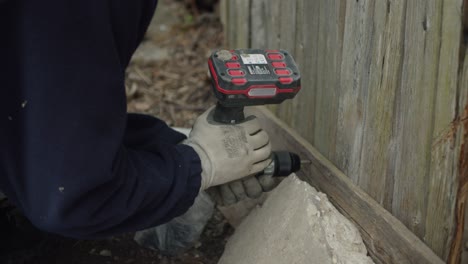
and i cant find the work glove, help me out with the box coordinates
[214,173,281,205]
[184,106,272,190]
[134,191,215,256]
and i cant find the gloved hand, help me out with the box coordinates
[134,191,215,256]
[184,106,272,190]
[214,173,281,205]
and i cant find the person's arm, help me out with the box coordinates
[0,0,202,238]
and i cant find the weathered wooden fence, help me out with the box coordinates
[220,0,468,262]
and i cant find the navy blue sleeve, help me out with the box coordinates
[0,0,202,238]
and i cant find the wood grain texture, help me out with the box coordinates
[448,16,468,262]
[289,0,304,130]
[250,0,267,49]
[311,0,343,161]
[253,106,444,264]
[226,0,250,49]
[220,0,467,260]
[462,199,468,264]
[335,0,374,186]
[219,0,227,33]
[291,0,320,144]
[390,0,440,240]
[274,0,297,124]
[248,0,287,119]
[352,0,403,210]
[425,0,464,259]
[460,5,468,261]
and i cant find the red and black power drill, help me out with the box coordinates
[208,49,304,177]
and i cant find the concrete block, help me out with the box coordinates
[218,175,374,264]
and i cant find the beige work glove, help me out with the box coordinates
[184,106,272,190]
[214,173,281,205]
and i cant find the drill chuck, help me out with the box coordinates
[263,151,302,177]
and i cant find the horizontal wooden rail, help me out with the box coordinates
[253,106,444,264]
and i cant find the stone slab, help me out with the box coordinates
[218,175,374,264]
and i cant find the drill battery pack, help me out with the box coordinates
[208,49,301,107]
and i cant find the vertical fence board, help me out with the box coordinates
[250,0,267,49]
[459,68,468,264]
[264,0,282,114]
[289,0,304,130]
[463,197,468,264]
[275,1,297,125]
[461,5,468,263]
[264,0,281,50]
[230,0,250,49]
[448,15,468,262]
[335,0,374,183]
[391,0,441,241]
[310,0,344,161]
[219,0,227,32]
[226,1,234,47]
[293,0,321,144]
[425,0,464,259]
[356,0,405,208]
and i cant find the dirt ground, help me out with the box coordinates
[6,1,231,263]
[126,0,220,127]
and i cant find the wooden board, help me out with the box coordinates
[225,0,250,49]
[220,0,468,260]
[424,0,464,259]
[390,0,441,244]
[448,17,468,262]
[462,197,468,264]
[253,106,444,264]
[353,0,404,210]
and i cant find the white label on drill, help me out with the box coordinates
[240,54,268,64]
[247,65,271,75]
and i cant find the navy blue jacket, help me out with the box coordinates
[0,0,202,238]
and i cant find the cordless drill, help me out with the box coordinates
[208,49,303,177]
